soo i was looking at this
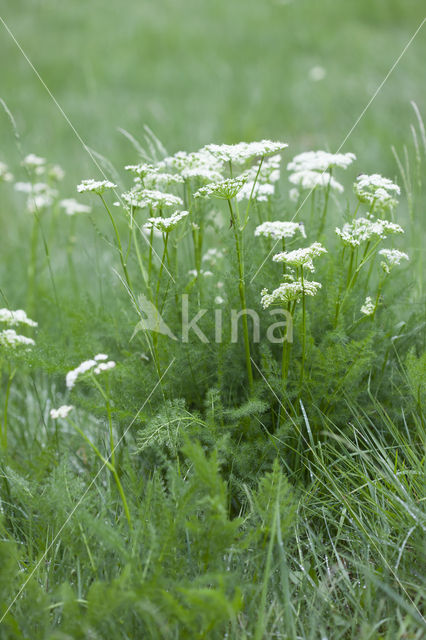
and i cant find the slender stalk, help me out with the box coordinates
[68,418,132,530]
[227,198,254,394]
[27,214,40,316]
[318,169,332,237]
[1,362,15,450]
[99,195,132,293]
[299,269,306,389]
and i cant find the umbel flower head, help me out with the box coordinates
[255,220,306,240]
[289,170,344,192]
[157,150,224,181]
[273,242,327,272]
[143,210,189,233]
[194,175,248,200]
[124,163,159,178]
[354,174,400,211]
[66,353,116,390]
[287,150,356,173]
[261,278,322,308]
[201,140,288,165]
[378,248,409,274]
[360,296,375,316]
[143,172,185,190]
[236,154,282,202]
[50,405,74,419]
[121,188,183,210]
[77,179,117,195]
[0,329,35,349]
[0,161,13,182]
[60,199,92,216]
[335,217,404,247]
[22,153,46,175]
[0,308,37,327]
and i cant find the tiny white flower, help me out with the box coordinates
[261,279,322,308]
[255,220,306,240]
[0,309,37,327]
[194,175,248,200]
[0,329,35,349]
[48,164,65,181]
[354,174,400,211]
[143,210,189,233]
[94,361,116,375]
[335,217,404,247]
[202,140,288,165]
[215,296,225,305]
[287,150,356,173]
[60,199,92,216]
[22,153,46,175]
[289,187,299,202]
[50,405,74,419]
[309,66,326,82]
[121,188,183,210]
[378,248,409,273]
[360,297,375,316]
[77,179,117,195]
[289,170,344,193]
[0,161,13,182]
[273,242,327,272]
[66,354,116,389]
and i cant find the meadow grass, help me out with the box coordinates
[0,1,425,638]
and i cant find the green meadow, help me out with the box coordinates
[0,1,425,638]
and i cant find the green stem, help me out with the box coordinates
[1,363,15,450]
[99,195,133,293]
[27,214,40,316]
[299,269,306,389]
[68,418,132,530]
[228,198,254,394]
[318,170,332,237]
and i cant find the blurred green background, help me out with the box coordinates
[1,0,425,183]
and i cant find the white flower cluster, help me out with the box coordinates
[60,199,92,216]
[360,296,375,316]
[124,163,158,178]
[202,248,224,265]
[273,242,327,272]
[289,170,344,193]
[22,153,46,175]
[287,151,356,173]
[122,188,183,210]
[0,330,35,349]
[354,174,400,211]
[261,279,322,308]
[255,220,306,240]
[77,179,117,195]
[287,150,355,194]
[0,308,37,327]
[158,150,224,181]
[202,140,288,165]
[335,217,404,247]
[15,182,58,213]
[144,172,184,189]
[194,175,248,200]
[0,161,13,182]
[143,210,189,232]
[236,155,282,202]
[50,405,74,419]
[378,248,409,273]
[66,353,116,390]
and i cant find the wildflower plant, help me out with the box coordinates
[0,106,424,640]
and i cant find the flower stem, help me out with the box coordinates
[227,198,254,394]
